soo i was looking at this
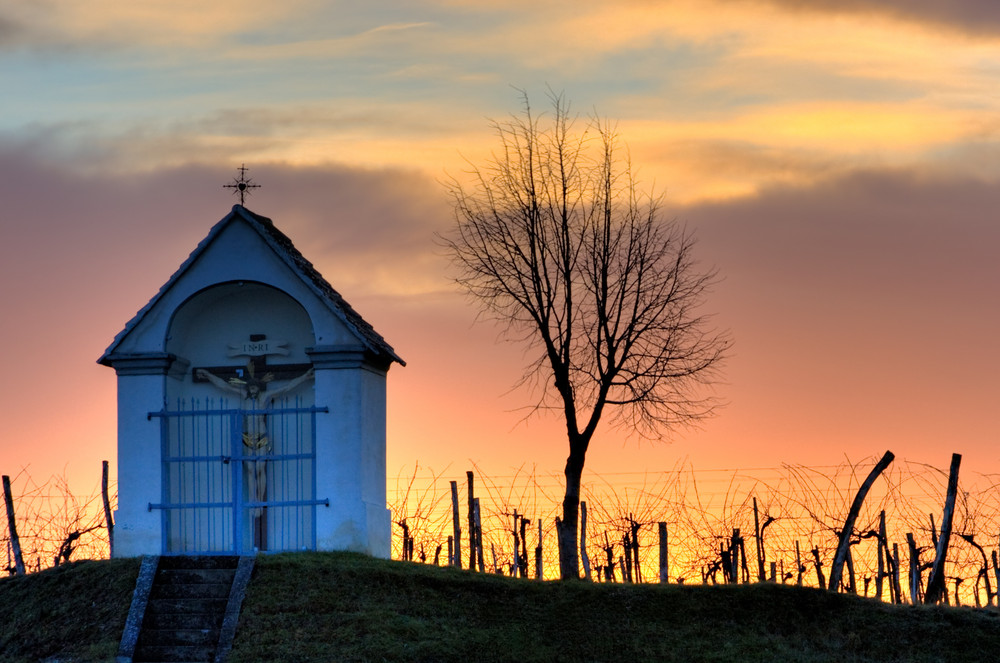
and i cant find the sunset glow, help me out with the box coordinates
[1,2,998,568]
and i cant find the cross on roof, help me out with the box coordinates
[223,164,261,205]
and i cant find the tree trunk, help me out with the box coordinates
[828,450,894,591]
[580,501,592,581]
[558,449,585,579]
[926,453,962,604]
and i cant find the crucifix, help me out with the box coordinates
[194,334,313,550]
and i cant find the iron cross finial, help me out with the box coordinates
[223,164,261,205]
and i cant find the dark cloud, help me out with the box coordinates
[740,0,1000,35]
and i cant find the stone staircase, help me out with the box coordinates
[119,555,253,663]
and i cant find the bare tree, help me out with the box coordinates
[443,92,729,579]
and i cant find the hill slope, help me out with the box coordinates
[3,553,1000,662]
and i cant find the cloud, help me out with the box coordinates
[740,0,1000,35]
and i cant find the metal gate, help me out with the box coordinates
[148,398,329,555]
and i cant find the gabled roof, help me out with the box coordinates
[98,205,404,367]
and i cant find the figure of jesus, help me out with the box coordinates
[195,361,314,549]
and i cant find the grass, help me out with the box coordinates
[4,552,1000,662]
[230,552,1000,663]
[0,557,140,663]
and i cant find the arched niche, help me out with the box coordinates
[166,281,316,407]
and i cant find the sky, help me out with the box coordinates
[1,0,998,504]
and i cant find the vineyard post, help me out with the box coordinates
[622,531,633,582]
[658,522,668,583]
[474,498,485,573]
[102,460,114,559]
[993,550,1000,610]
[580,501,592,581]
[892,543,902,604]
[926,453,962,604]
[2,475,25,575]
[512,511,520,578]
[450,480,462,569]
[535,519,542,580]
[828,450,894,592]
[520,516,531,578]
[467,471,476,571]
[906,533,920,604]
[876,514,886,600]
[754,497,765,582]
[630,516,642,583]
[845,546,856,594]
[812,547,825,589]
[795,541,802,586]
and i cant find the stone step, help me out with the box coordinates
[150,581,233,599]
[158,555,240,570]
[127,555,251,663]
[139,627,221,646]
[132,643,216,662]
[156,567,237,585]
[144,597,229,615]
[143,611,224,631]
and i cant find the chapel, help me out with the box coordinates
[98,203,403,557]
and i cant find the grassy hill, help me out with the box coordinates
[3,553,1000,662]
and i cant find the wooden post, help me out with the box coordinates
[519,516,530,578]
[795,540,803,586]
[906,533,920,604]
[845,547,856,594]
[467,471,476,571]
[630,516,642,583]
[101,460,114,559]
[876,513,886,601]
[512,510,520,578]
[474,498,485,573]
[433,544,442,566]
[828,450,894,591]
[754,497,765,582]
[892,543,903,604]
[535,519,543,581]
[447,536,453,566]
[2,475,25,575]
[658,522,669,583]
[992,550,1000,610]
[450,480,462,569]
[926,453,962,604]
[812,547,825,589]
[622,532,633,583]
[738,533,750,584]
[580,501,592,581]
